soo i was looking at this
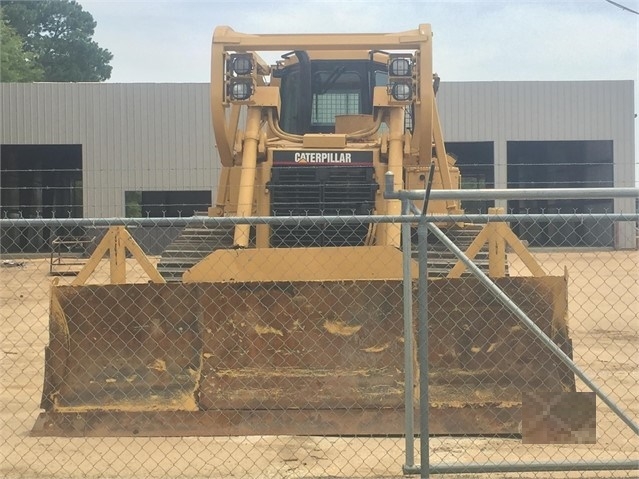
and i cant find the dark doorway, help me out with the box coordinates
[123,190,212,255]
[507,140,614,247]
[1,144,83,253]
[125,190,211,218]
[446,142,494,214]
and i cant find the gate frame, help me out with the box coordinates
[388,184,639,478]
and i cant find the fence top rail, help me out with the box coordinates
[383,174,639,200]
[1,213,638,228]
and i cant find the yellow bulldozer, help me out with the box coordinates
[33,25,574,437]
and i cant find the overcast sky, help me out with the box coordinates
[79,0,637,84]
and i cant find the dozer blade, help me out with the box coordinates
[427,275,575,432]
[33,277,573,437]
[41,284,203,412]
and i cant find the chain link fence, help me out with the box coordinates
[1,205,637,478]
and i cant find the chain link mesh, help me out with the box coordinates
[1,211,637,479]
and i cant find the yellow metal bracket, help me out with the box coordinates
[447,208,546,279]
[71,226,165,286]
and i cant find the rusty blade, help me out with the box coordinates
[45,284,202,412]
[40,276,572,436]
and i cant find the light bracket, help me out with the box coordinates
[224,53,257,103]
[387,54,416,104]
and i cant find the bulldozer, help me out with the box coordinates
[33,25,575,437]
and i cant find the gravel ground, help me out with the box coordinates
[1,251,637,479]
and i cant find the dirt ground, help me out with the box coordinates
[1,251,637,479]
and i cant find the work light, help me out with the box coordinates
[231,54,253,76]
[391,81,412,102]
[389,57,412,77]
[225,53,256,102]
[387,54,415,104]
[229,79,254,101]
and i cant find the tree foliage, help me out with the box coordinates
[0,9,44,82]
[1,0,113,82]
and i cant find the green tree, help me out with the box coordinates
[0,9,44,81]
[1,0,112,82]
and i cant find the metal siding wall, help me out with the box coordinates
[437,80,635,247]
[610,83,635,247]
[1,81,633,228]
[1,83,218,217]
[438,80,634,173]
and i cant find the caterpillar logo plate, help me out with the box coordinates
[273,150,373,166]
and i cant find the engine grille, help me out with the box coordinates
[270,167,377,247]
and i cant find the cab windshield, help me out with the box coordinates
[279,59,387,134]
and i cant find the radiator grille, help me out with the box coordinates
[270,167,377,247]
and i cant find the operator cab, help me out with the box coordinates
[274,54,389,135]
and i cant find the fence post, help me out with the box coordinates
[402,199,416,472]
[417,213,430,479]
